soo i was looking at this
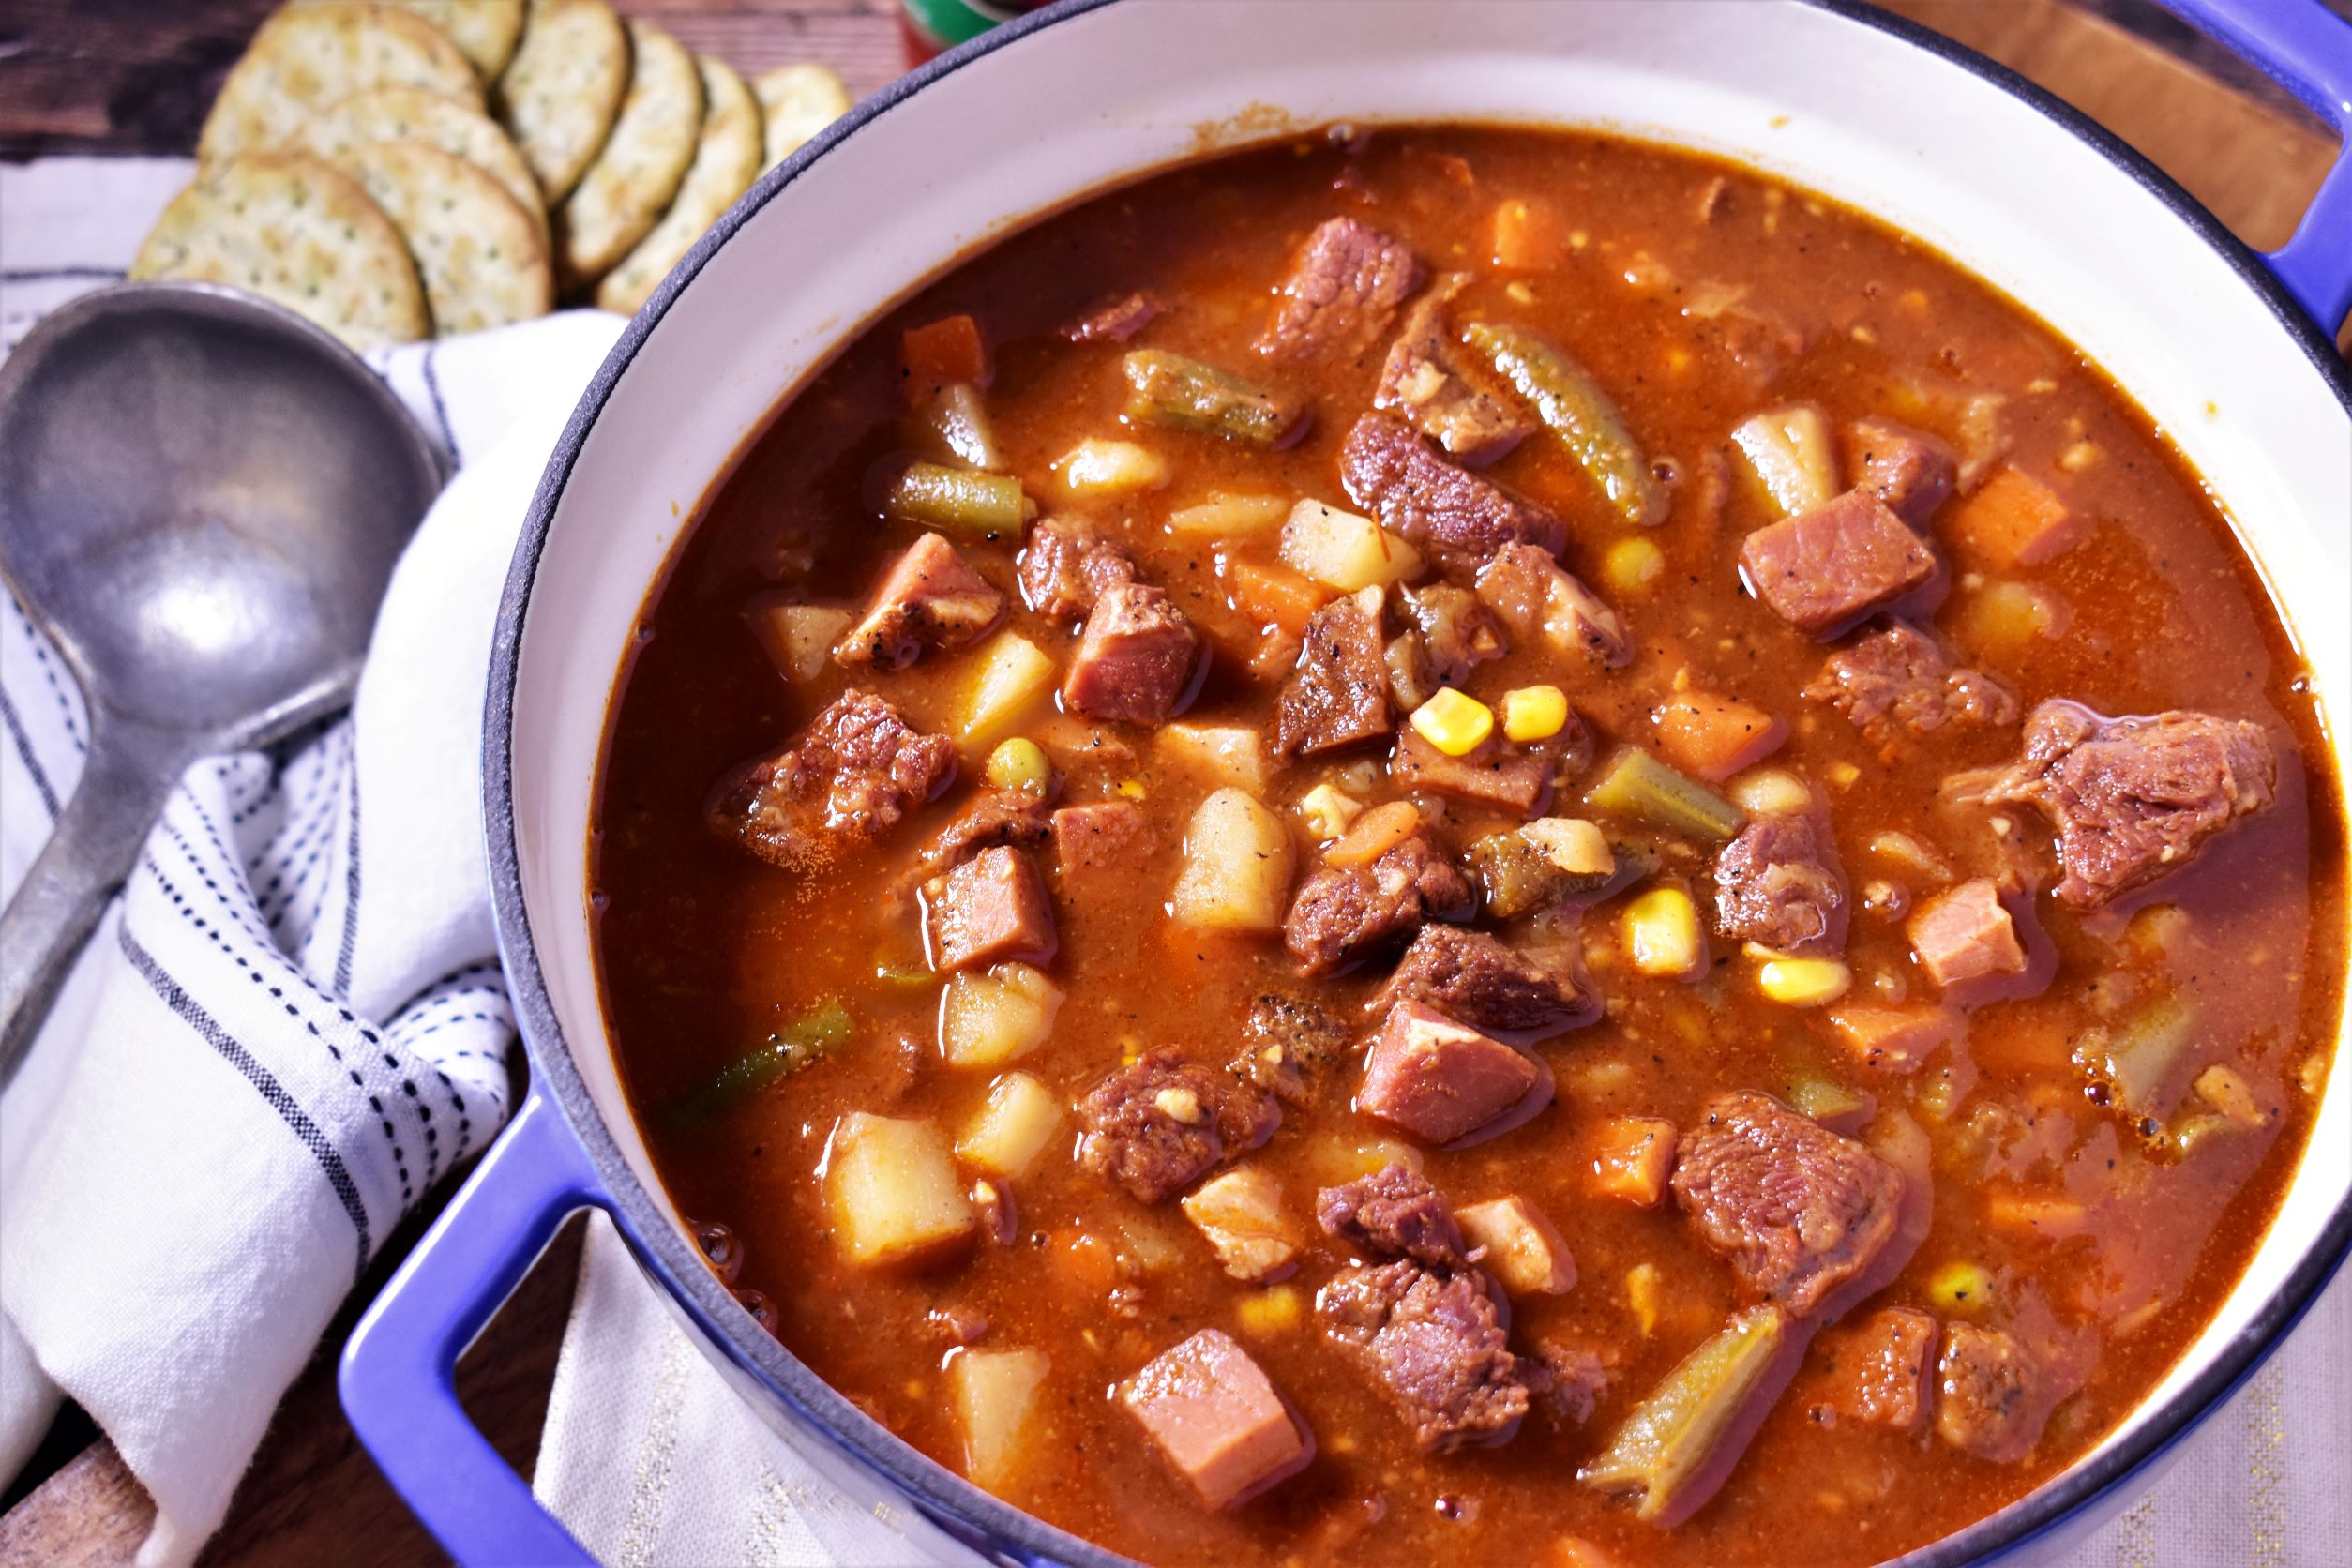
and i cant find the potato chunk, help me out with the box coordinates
[959,632,1057,743]
[826,1112,973,1267]
[1182,1167,1300,1281]
[747,602,852,683]
[1279,498,1422,591]
[1156,722,1270,794]
[939,961,1063,1070]
[950,1347,1049,1491]
[1171,787,1295,932]
[1456,1195,1576,1295]
[957,1071,1066,1178]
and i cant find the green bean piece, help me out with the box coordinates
[1787,1071,1873,1132]
[882,460,1033,536]
[1463,321,1666,526]
[1585,748,1745,841]
[664,1000,854,1129]
[1578,1305,1789,1523]
[1122,349,1307,448]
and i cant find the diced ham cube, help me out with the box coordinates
[836,532,1004,669]
[1360,1001,1550,1146]
[1588,1116,1677,1207]
[1391,724,1555,818]
[1121,1329,1313,1508]
[1847,418,1957,525]
[1739,490,1937,639]
[1817,1307,1938,1432]
[1907,879,2024,989]
[1455,1196,1576,1295]
[931,846,1056,971]
[1826,1003,1962,1074]
[1063,581,1200,726]
[1052,800,1149,882]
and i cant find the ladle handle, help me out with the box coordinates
[0,720,182,1088]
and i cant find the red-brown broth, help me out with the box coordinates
[590,127,2345,1567]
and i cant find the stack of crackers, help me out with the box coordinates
[130,0,852,349]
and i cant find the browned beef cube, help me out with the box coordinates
[1274,587,1391,757]
[1121,1328,1313,1508]
[835,532,1004,669]
[1233,992,1349,1102]
[1804,620,2016,753]
[1815,1307,1937,1433]
[1739,490,1937,639]
[1474,542,1632,669]
[1317,1259,1537,1451]
[1532,1341,1614,1425]
[1375,277,1532,465]
[1371,925,1597,1038]
[1907,879,2025,989]
[1669,1090,1907,1317]
[1063,291,1159,344]
[1847,417,1958,525]
[1983,701,2276,910]
[1282,834,1475,976]
[1257,217,1423,360]
[1341,413,1566,572]
[1051,799,1149,881]
[1018,516,1136,620]
[930,846,1056,971]
[1391,724,1554,818]
[1936,1323,2048,1463]
[1395,582,1508,696]
[1712,810,1849,955]
[1063,581,1200,725]
[713,690,957,869]
[1076,1051,1279,1203]
[1359,1001,1549,1146]
[920,787,1054,876]
[1315,1164,1470,1269]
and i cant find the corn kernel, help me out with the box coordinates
[1297,782,1364,840]
[1409,687,1495,757]
[1828,761,1862,789]
[1499,685,1568,743]
[982,737,1049,792]
[1928,1261,1994,1313]
[1115,780,1147,801]
[1056,437,1168,497]
[1756,957,1851,1007]
[1235,1284,1304,1336]
[1622,887,1702,979]
[1605,536,1666,595]
[2194,1063,2264,1126]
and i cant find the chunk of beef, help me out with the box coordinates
[1375,276,1532,464]
[1907,879,2025,989]
[1341,413,1566,571]
[834,532,1003,670]
[1051,799,1149,881]
[1392,724,1555,817]
[1739,490,1937,639]
[1018,516,1137,620]
[1360,1001,1550,1146]
[1315,1163,1470,1269]
[1983,701,2276,910]
[714,690,956,869]
[1804,620,2017,752]
[1257,217,1423,360]
[1371,925,1597,1038]
[930,846,1056,971]
[1814,1306,1937,1433]
[1670,1090,1907,1318]
[1474,542,1632,669]
[1063,291,1159,344]
[1274,587,1390,758]
[921,787,1054,876]
[1532,1342,1614,1425]
[1121,1329,1313,1508]
[1936,1323,2047,1463]
[1712,810,1849,955]
[1282,834,1474,976]
[1063,581,1200,726]
[1847,418,1957,525]
[1318,1260,1536,1451]
[1077,1052,1280,1203]
[1395,582,1508,697]
[1233,993,1349,1102]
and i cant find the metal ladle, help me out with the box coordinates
[0,283,443,1086]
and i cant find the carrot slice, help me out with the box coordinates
[1654,693,1786,781]
[1950,466,2087,567]
[901,313,988,390]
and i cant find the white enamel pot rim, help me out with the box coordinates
[484,3,2352,1564]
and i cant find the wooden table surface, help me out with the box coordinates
[0,2,2343,1564]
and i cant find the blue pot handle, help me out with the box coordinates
[339,1090,604,1567]
[2161,0,2352,332]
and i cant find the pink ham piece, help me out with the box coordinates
[1739,490,1937,639]
[1121,1328,1314,1508]
[835,532,1003,670]
[1907,879,2024,990]
[930,846,1056,971]
[1359,1001,1550,1146]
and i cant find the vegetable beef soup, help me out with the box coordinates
[592,127,2344,1567]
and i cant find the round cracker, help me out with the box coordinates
[198,3,479,165]
[753,62,850,171]
[328,140,552,337]
[553,20,703,290]
[495,0,628,202]
[294,87,545,236]
[288,0,524,81]
[596,55,761,317]
[128,153,429,351]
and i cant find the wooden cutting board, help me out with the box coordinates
[0,2,2339,1564]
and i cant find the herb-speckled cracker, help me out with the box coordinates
[198,3,479,166]
[327,140,553,336]
[554,20,703,290]
[294,87,547,237]
[596,54,761,316]
[495,0,628,202]
[128,154,429,350]
[289,0,524,81]
[753,62,850,171]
